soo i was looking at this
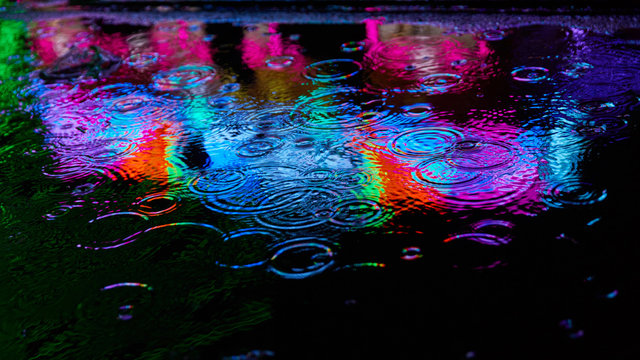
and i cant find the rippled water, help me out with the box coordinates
[1,17,639,360]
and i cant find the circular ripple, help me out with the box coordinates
[401,247,423,261]
[302,168,337,183]
[413,157,482,187]
[575,117,629,138]
[268,238,336,279]
[420,73,462,89]
[447,139,517,170]
[79,282,153,323]
[329,198,389,227]
[152,65,217,91]
[479,30,505,41]
[136,193,180,216]
[304,59,362,82]
[402,103,434,117]
[81,212,150,250]
[236,136,283,158]
[333,169,375,189]
[79,139,137,162]
[188,168,247,195]
[371,36,444,63]
[295,87,387,130]
[266,56,295,69]
[390,127,463,157]
[341,41,366,53]
[541,181,607,208]
[216,228,281,269]
[108,93,182,127]
[242,106,304,133]
[257,187,340,230]
[444,232,510,246]
[126,52,159,68]
[511,66,549,82]
[577,100,620,115]
[202,182,304,215]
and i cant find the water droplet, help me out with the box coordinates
[265,56,295,69]
[304,59,362,82]
[268,239,336,279]
[511,66,549,82]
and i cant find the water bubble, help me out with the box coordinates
[268,239,336,279]
[236,136,283,158]
[541,180,607,208]
[304,59,362,82]
[401,247,423,261]
[265,56,295,69]
[152,65,217,91]
[135,193,180,216]
[188,168,247,195]
[341,40,366,53]
[390,127,463,157]
[412,157,482,187]
[511,66,549,82]
[420,73,462,90]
